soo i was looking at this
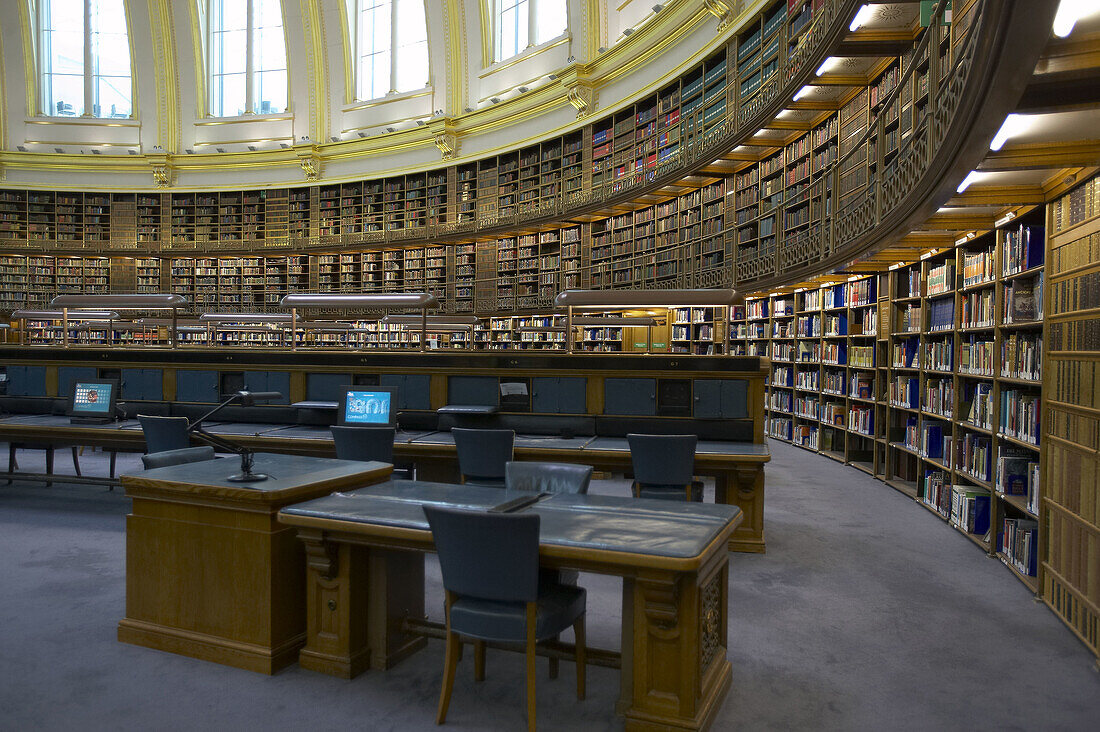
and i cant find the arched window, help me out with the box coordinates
[38,0,132,118]
[494,0,566,63]
[347,0,429,101]
[207,0,288,117]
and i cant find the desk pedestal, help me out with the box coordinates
[117,457,390,674]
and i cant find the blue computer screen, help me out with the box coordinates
[343,390,392,425]
[72,382,114,415]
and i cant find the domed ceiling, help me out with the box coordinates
[0,0,749,190]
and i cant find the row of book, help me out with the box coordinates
[927,297,955,332]
[994,448,1040,515]
[999,389,1040,445]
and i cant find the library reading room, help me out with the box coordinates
[2,1,1099,730]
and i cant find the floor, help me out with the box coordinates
[0,440,1097,731]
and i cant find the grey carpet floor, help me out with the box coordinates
[0,441,1096,731]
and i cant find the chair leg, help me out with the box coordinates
[574,616,586,701]
[437,594,460,725]
[549,655,559,679]
[71,446,81,476]
[474,640,485,681]
[6,444,15,485]
[109,451,117,486]
[45,447,54,488]
[526,602,537,732]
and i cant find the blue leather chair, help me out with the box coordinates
[504,461,593,495]
[142,446,217,470]
[423,505,586,731]
[138,415,190,455]
[504,460,593,678]
[626,433,701,501]
[330,425,414,478]
[451,428,514,488]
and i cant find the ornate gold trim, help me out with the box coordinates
[149,0,181,152]
[194,112,295,126]
[341,88,432,112]
[299,0,327,144]
[187,0,206,119]
[443,0,465,116]
[338,0,354,105]
[478,0,491,70]
[19,0,36,116]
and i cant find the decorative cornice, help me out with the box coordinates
[148,150,173,187]
[703,0,737,32]
[18,0,36,116]
[295,142,321,181]
[428,119,457,161]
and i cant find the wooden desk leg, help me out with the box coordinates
[714,466,766,553]
[619,559,732,731]
[298,532,426,679]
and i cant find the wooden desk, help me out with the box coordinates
[117,453,392,674]
[280,481,742,731]
[0,415,769,552]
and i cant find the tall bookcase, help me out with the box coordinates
[734,208,1048,598]
[1043,174,1100,661]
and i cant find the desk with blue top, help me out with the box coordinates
[280,480,742,731]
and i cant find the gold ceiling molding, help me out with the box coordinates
[193,112,295,126]
[342,88,433,113]
[584,0,601,62]
[149,0,181,153]
[478,0,491,70]
[702,0,736,32]
[300,0,328,145]
[428,118,457,161]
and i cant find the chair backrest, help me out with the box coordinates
[138,414,191,454]
[627,433,697,486]
[451,428,514,482]
[330,425,396,464]
[505,461,593,495]
[423,505,539,603]
[141,446,217,470]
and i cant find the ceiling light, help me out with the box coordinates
[849,4,874,31]
[623,28,634,36]
[357,132,367,138]
[385,127,395,133]
[491,97,501,104]
[416,120,427,126]
[792,86,813,101]
[598,47,608,53]
[16,145,26,152]
[330,136,339,142]
[54,147,64,153]
[995,211,1017,227]
[652,4,663,12]
[91,149,101,154]
[989,113,1026,151]
[956,171,981,193]
[129,149,138,155]
[247,145,257,151]
[216,147,226,153]
[185,148,194,154]
[280,142,290,148]
[518,86,529,93]
[1053,0,1090,37]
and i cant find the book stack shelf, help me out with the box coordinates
[1042,174,1100,661]
[671,307,720,354]
[734,208,1049,596]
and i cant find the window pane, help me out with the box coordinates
[535,0,566,45]
[46,74,84,115]
[211,0,247,32]
[253,69,286,114]
[212,72,246,117]
[393,0,427,92]
[253,26,287,73]
[48,30,84,75]
[251,0,287,111]
[213,29,247,75]
[95,75,131,117]
[45,0,84,32]
[357,0,391,99]
[496,0,528,61]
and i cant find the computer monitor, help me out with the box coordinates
[338,386,398,428]
[67,379,119,424]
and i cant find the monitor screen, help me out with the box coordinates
[338,386,398,427]
[68,379,118,418]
